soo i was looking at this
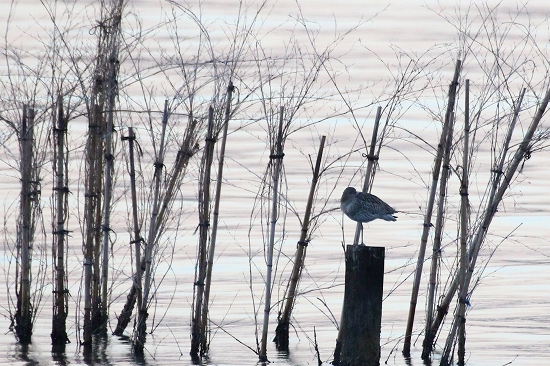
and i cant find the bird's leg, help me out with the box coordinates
[360,222,364,245]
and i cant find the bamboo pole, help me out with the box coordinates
[127,128,141,314]
[83,94,103,345]
[16,105,34,344]
[99,44,119,333]
[191,107,215,357]
[441,89,540,365]
[274,135,326,351]
[113,127,142,336]
[457,79,470,365]
[403,59,461,356]
[422,110,455,359]
[83,0,124,343]
[52,96,69,348]
[260,106,285,362]
[428,86,526,353]
[115,101,169,337]
[154,117,198,233]
[354,106,382,245]
[200,82,235,354]
[134,100,169,354]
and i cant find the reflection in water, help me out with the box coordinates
[81,336,111,366]
[52,349,68,366]
[15,343,39,366]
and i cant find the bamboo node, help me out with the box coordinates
[297,240,309,247]
[194,281,204,287]
[53,186,70,193]
[52,289,70,294]
[269,153,285,159]
[205,137,216,143]
[362,153,379,161]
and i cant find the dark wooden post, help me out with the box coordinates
[334,245,384,366]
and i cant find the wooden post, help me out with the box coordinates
[334,245,384,366]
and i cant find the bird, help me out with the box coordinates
[340,186,397,245]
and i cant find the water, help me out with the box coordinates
[1,0,550,365]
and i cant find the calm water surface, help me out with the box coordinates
[1,0,549,365]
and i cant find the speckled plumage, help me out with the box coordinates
[341,187,396,245]
[340,187,397,223]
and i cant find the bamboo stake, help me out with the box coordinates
[200,82,235,354]
[260,106,285,362]
[83,0,124,343]
[127,128,142,316]
[422,110,455,359]
[353,106,382,245]
[403,59,461,356]
[115,101,170,337]
[16,105,35,343]
[83,103,103,345]
[426,87,527,344]
[457,79,470,365]
[441,89,540,365]
[134,100,169,354]
[99,43,119,332]
[154,117,198,233]
[274,135,326,351]
[114,127,142,337]
[191,107,215,357]
[52,96,69,348]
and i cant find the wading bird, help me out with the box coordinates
[340,186,397,245]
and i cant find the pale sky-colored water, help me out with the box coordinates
[1,0,549,365]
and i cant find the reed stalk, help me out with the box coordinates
[353,106,382,246]
[403,59,461,356]
[259,106,285,362]
[274,135,326,351]
[52,96,69,348]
